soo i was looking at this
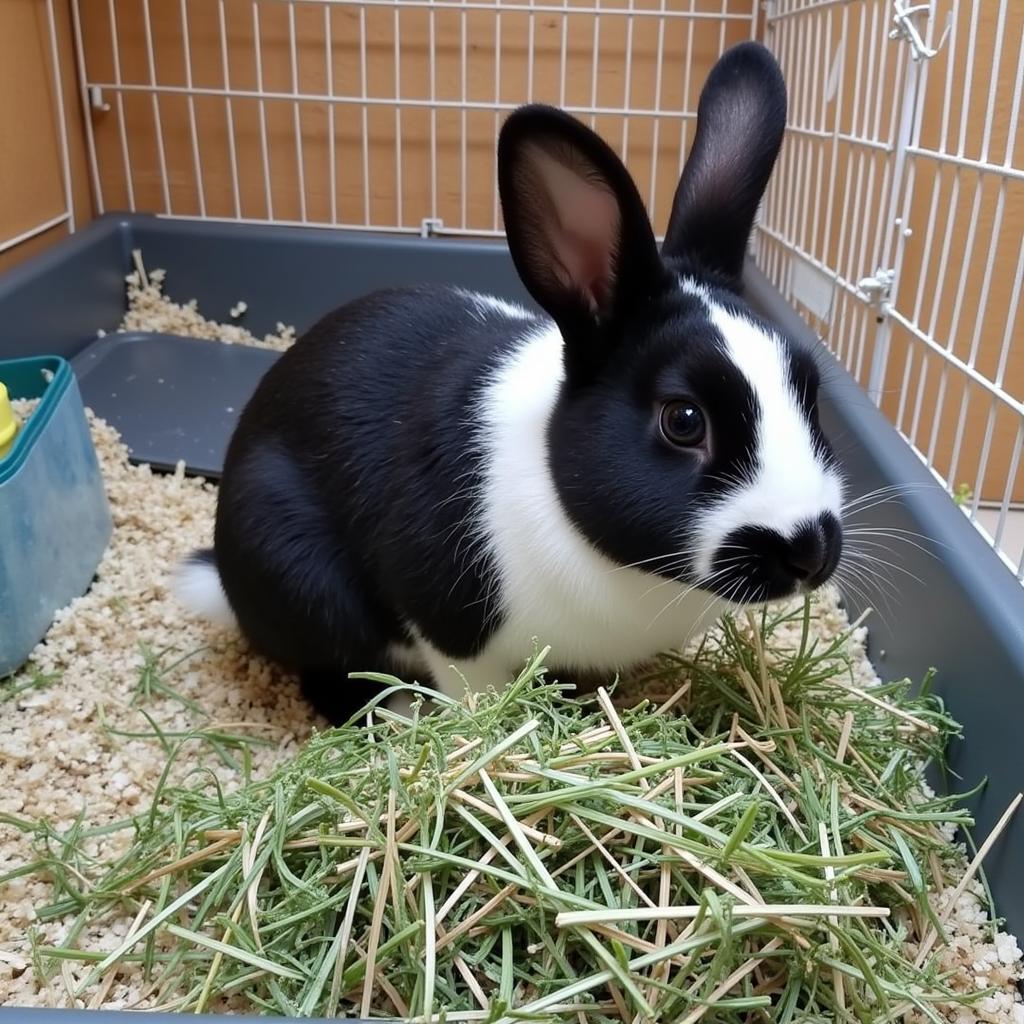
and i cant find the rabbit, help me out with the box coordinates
[173,40,844,725]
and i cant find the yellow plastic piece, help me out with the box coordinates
[0,381,19,459]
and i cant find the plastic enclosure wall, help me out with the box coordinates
[0,215,1021,1023]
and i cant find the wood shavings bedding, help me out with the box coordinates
[116,251,296,350]
[0,268,1020,1020]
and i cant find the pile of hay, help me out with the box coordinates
[0,262,1021,1021]
[12,632,1018,1022]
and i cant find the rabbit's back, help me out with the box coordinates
[213,286,544,668]
[229,287,537,479]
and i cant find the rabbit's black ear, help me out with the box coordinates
[498,105,664,338]
[662,42,786,284]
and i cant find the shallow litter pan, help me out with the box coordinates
[71,332,280,479]
[0,354,112,677]
[0,215,1021,1022]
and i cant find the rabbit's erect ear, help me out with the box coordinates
[662,42,787,284]
[498,106,663,336]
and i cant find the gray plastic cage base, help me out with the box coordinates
[0,214,1021,1022]
[72,332,280,478]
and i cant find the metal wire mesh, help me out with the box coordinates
[71,0,756,236]
[69,0,1024,577]
[756,0,1024,577]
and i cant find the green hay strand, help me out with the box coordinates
[12,601,1012,1021]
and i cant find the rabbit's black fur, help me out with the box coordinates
[174,42,844,723]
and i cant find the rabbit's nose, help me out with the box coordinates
[781,513,842,589]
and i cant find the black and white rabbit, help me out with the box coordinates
[173,41,844,723]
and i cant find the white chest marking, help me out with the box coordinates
[416,318,723,697]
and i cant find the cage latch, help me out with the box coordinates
[420,218,444,239]
[89,86,110,113]
[889,1,951,61]
[858,267,895,311]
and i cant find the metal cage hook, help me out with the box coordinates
[889,1,952,61]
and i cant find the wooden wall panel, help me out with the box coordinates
[74,0,756,234]
[0,0,93,273]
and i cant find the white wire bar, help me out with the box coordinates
[0,212,71,257]
[77,84,709,120]
[226,0,749,14]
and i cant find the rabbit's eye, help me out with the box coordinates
[660,401,706,448]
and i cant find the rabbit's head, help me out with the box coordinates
[497,42,843,603]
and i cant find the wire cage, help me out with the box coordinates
[70,0,759,235]
[2,2,1024,1016]
[757,0,1024,578]
[38,0,1024,583]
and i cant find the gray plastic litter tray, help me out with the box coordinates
[72,333,280,478]
[0,213,1022,1023]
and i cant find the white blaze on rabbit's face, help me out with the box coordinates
[679,279,844,582]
